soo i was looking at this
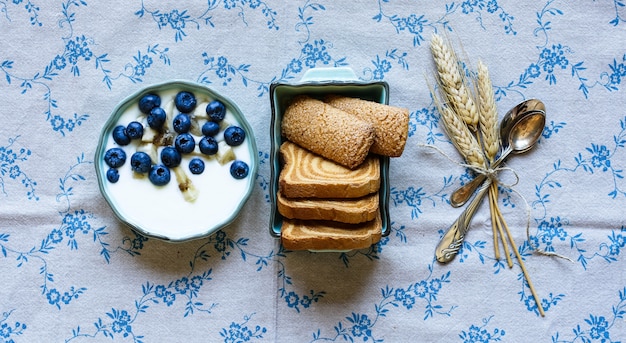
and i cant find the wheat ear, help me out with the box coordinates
[434,99,486,169]
[477,60,500,162]
[430,33,479,128]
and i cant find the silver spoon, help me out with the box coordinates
[449,99,546,208]
[435,100,546,263]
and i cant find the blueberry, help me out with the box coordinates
[161,146,181,168]
[147,107,167,129]
[201,121,220,137]
[138,93,161,114]
[112,125,130,146]
[206,100,226,122]
[224,126,246,146]
[106,168,120,183]
[174,133,196,154]
[149,164,171,186]
[230,160,249,179]
[173,113,191,134]
[130,151,152,174]
[126,121,144,140]
[175,91,197,113]
[104,148,126,168]
[189,158,205,175]
[198,136,218,155]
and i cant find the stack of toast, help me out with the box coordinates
[278,95,409,251]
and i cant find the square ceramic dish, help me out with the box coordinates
[95,80,258,242]
[268,67,391,239]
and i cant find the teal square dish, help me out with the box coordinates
[268,67,391,239]
[95,80,258,242]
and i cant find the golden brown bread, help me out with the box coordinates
[278,141,380,198]
[281,95,375,169]
[277,191,378,224]
[280,212,382,251]
[324,95,409,157]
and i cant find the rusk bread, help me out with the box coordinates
[279,141,380,198]
[281,213,382,251]
[281,95,375,169]
[325,95,409,157]
[277,192,378,224]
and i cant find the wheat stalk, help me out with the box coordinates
[430,33,479,128]
[478,60,507,264]
[477,60,499,162]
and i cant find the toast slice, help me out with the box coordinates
[325,95,409,157]
[277,191,379,224]
[279,141,380,198]
[280,213,382,251]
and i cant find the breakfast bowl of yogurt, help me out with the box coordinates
[95,80,258,242]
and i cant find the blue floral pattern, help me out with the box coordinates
[0,136,37,200]
[220,314,267,342]
[373,0,515,46]
[311,262,455,342]
[494,1,626,99]
[197,38,348,97]
[1,0,41,26]
[0,310,27,343]
[136,0,278,42]
[551,288,626,343]
[1,0,625,341]
[459,317,505,343]
[65,270,215,342]
[529,115,626,271]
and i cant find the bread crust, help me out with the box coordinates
[280,213,382,251]
[278,141,380,198]
[325,95,409,157]
[281,96,375,169]
[277,191,378,224]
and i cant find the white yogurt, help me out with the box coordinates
[104,89,253,240]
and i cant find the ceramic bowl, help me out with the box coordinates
[268,67,391,239]
[95,80,258,242]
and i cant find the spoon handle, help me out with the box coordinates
[449,173,487,208]
[436,180,492,263]
[448,148,512,208]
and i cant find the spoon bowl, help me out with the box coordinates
[449,99,545,208]
[499,98,545,156]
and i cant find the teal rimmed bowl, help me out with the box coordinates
[95,80,258,242]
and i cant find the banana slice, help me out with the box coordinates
[141,125,158,143]
[136,142,158,164]
[163,99,175,132]
[172,166,199,202]
[189,118,203,136]
[216,141,236,165]
[194,102,209,119]
[218,120,231,131]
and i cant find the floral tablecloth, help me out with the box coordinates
[1,1,625,342]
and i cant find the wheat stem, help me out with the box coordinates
[490,183,512,267]
[489,183,501,261]
[492,184,546,317]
